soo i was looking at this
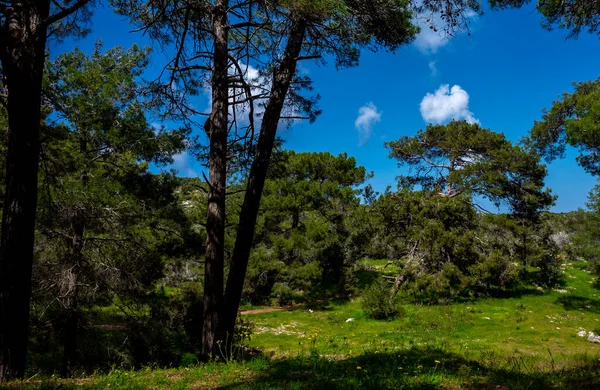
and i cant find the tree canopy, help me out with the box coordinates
[386,120,554,215]
[528,77,600,176]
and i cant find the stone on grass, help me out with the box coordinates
[588,332,600,344]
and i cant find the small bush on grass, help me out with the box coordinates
[361,279,404,319]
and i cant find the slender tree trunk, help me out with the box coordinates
[0,2,50,381]
[223,17,307,338]
[201,0,229,361]
[61,217,84,377]
[61,139,88,377]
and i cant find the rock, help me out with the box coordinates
[588,332,600,344]
[346,318,354,322]
[578,330,588,337]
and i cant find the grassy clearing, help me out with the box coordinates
[249,260,600,361]
[3,260,600,389]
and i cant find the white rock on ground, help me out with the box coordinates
[588,332,600,344]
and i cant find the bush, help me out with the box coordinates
[361,279,404,319]
[400,263,476,304]
[125,283,204,367]
[470,250,522,291]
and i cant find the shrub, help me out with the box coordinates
[361,279,404,319]
[400,262,475,304]
[470,250,522,292]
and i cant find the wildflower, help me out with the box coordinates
[418,365,423,369]
[357,366,362,370]
[434,360,440,364]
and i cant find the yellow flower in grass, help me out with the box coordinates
[434,360,441,364]
[356,366,362,370]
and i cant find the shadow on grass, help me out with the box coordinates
[556,295,600,315]
[217,347,600,390]
[354,269,380,290]
[487,285,541,300]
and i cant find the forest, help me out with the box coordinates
[1,0,600,389]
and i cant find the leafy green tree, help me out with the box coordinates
[528,78,600,176]
[246,150,368,303]
[32,44,187,376]
[386,120,554,215]
[380,121,555,302]
[0,1,97,379]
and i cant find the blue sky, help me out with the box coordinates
[51,2,600,212]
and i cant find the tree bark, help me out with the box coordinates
[201,0,229,361]
[0,2,50,381]
[223,16,307,339]
[61,138,88,377]
[61,217,84,378]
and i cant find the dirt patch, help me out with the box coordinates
[255,321,302,336]
[240,296,337,315]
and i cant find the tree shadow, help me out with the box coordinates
[555,295,600,315]
[216,347,600,389]
[487,285,541,300]
[354,269,380,290]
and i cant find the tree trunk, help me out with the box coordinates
[0,2,50,381]
[223,16,307,339]
[201,0,229,361]
[61,218,84,377]
[61,139,88,377]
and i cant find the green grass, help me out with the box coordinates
[248,260,600,360]
[3,260,600,389]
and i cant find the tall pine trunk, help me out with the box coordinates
[223,16,307,339]
[0,2,50,380]
[201,0,229,361]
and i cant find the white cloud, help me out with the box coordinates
[420,84,479,125]
[229,63,268,129]
[172,152,198,178]
[203,63,270,126]
[428,60,438,76]
[355,103,382,146]
[414,18,447,54]
[413,9,478,54]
